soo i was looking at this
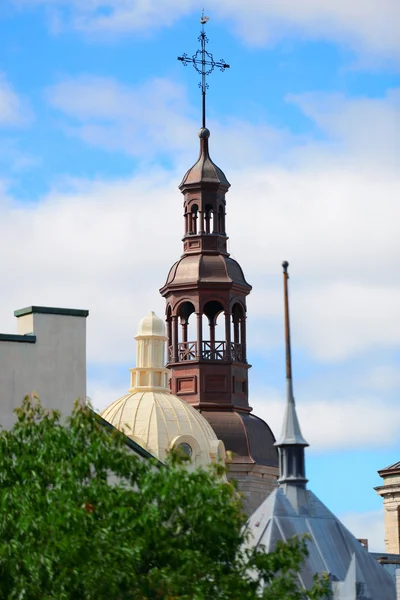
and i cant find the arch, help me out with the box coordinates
[177,301,196,322]
[231,302,246,362]
[203,300,225,360]
[204,203,213,234]
[203,300,225,324]
[200,295,226,314]
[229,296,247,312]
[191,204,199,235]
[177,301,196,360]
[172,297,200,315]
[170,435,201,467]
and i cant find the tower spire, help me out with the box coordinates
[276,261,308,492]
[178,11,230,129]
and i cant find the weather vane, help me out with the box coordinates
[178,10,230,129]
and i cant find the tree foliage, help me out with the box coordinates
[0,396,330,599]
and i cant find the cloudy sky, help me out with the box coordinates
[1,1,399,551]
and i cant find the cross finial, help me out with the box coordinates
[178,12,230,129]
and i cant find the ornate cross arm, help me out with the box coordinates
[178,12,230,128]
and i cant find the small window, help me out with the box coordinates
[178,442,193,457]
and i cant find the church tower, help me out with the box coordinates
[160,15,279,514]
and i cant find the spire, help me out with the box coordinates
[275,261,308,490]
[179,127,230,191]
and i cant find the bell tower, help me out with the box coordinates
[160,14,279,515]
[160,126,252,411]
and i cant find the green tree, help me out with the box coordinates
[0,396,329,599]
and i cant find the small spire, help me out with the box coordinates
[179,126,230,191]
[276,261,308,489]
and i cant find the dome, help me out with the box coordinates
[100,310,225,468]
[101,390,225,468]
[200,410,279,467]
[179,128,230,191]
[136,311,165,338]
[165,254,251,290]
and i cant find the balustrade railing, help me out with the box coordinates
[178,341,197,361]
[168,341,244,363]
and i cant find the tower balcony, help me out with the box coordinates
[169,340,244,363]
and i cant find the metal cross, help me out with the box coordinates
[178,11,230,129]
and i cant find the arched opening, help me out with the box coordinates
[231,303,246,362]
[191,204,198,235]
[203,300,225,360]
[177,301,196,361]
[204,204,213,234]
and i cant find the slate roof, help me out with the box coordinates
[275,380,308,446]
[246,487,395,599]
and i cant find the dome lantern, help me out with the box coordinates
[100,311,225,469]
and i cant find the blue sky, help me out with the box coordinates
[0,1,399,551]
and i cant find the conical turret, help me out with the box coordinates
[275,261,309,492]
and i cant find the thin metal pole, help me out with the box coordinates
[282,261,292,381]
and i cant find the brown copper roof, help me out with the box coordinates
[200,410,279,467]
[165,254,251,289]
[179,128,230,191]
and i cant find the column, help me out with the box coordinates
[181,319,188,343]
[209,320,215,360]
[198,210,205,234]
[205,211,210,234]
[233,316,240,345]
[225,310,231,360]
[167,318,172,348]
[196,313,203,359]
[240,317,247,362]
[171,315,178,362]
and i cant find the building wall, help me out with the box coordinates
[376,472,400,554]
[228,464,279,516]
[0,306,88,430]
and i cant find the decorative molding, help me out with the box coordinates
[14,306,89,318]
[0,333,36,344]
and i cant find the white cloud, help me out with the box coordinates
[362,365,400,391]
[12,0,400,59]
[0,76,398,456]
[87,380,127,413]
[46,76,196,158]
[217,0,400,59]
[0,169,179,363]
[0,83,398,370]
[339,509,385,553]
[0,73,32,127]
[251,391,400,451]
[89,373,400,449]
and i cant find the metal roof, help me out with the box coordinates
[275,380,308,446]
[246,487,395,599]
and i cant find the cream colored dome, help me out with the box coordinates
[100,310,225,468]
[136,311,165,338]
[101,390,224,467]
